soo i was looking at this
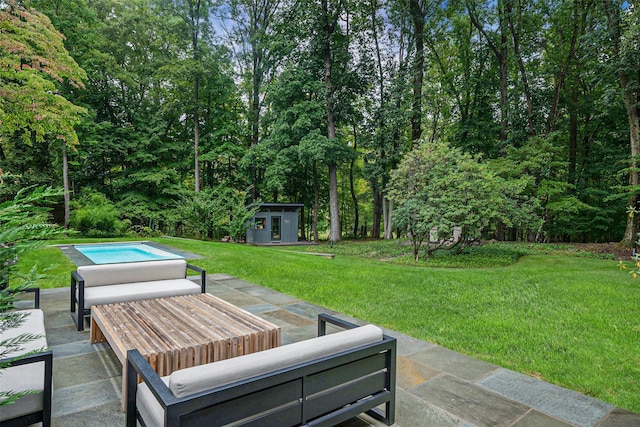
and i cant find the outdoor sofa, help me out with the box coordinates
[70,259,206,331]
[126,313,396,427]
[0,288,53,427]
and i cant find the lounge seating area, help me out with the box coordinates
[70,259,206,330]
[66,258,397,426]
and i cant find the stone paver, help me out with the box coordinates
[52,400,124,427]
[511,410,575,427]
[53,349,120,390]
[412,374,530,427]
[408,346,499,382]
[52,377,121,418]
[392,389,462,427]
[478,369,614,427]
[396,356,441,389]
[598,408,640,427]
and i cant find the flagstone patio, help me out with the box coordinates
[34,274,640,426]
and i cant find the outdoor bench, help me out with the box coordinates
[70,259,206,331]
[0,288,53,427]
[126,313,396,427]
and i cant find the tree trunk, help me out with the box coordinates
[384,196,394,239]
[313,162,320,242]
[250,48,261,199]
[568,85,578,187]
[323,0,341,242]
[467,0,508,141]
[251,52,262,148]
[498,21,508,141]
[328,164,341,241]
[622,98,640,246]
[62,140,70,229]
[382,193,388,239]
[350,124,359,238]
[192,0,201,194]
[194,75,200,192]
[409,0,425,145]
[505,0,534,135]
[372,183,382,238]
[546,0,583,134]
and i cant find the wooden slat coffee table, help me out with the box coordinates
[90,293,281,409]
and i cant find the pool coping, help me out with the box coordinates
[56,241,203,266]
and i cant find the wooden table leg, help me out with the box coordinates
[121,360,127,412]
[90,315,107,344]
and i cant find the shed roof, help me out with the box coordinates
[258,203,304,209]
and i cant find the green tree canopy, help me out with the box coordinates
[0,0,86,150]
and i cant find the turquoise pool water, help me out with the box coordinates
[74,243,184,264]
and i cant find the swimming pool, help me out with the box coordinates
[73,243,185,264]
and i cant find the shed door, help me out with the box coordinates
[271,216,281,241]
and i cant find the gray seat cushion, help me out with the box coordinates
[0,309,48,421]
[77,259,187,287]
[81,279,202,308]
[137,377,170,427]
[136,324,383,427]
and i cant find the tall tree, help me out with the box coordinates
[320,0,343,242]
[220,0,283,148]
[408,0,427,144]
[218,0,287,199]
[505,0,534,135]
[604,0,640,247]
[0,0,86,227]
[545,0,590,135]
[466,0,509,141]
[360,0,411,238]
[283,0,355,242]
[160,0,219,192]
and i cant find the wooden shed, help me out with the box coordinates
[246,203,303,244]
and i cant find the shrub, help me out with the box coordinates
[388,138,539,260]
[69,192,126,237]
[176,187,259,241]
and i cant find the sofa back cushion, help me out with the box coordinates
[168,324,383,398]
[77,259,187,287]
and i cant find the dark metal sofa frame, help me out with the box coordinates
[70,263,206,331]
[1,287,53,427]
[126,313,396,427]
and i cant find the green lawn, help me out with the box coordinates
[15,237,640,413]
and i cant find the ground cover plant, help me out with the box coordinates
[14,238,640,413]
[281,239,621,267]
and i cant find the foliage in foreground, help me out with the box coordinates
[0,184,66,407]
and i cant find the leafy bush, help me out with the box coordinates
[387,138,540,260]
[176,186,259,241]
[69,192,127,237]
